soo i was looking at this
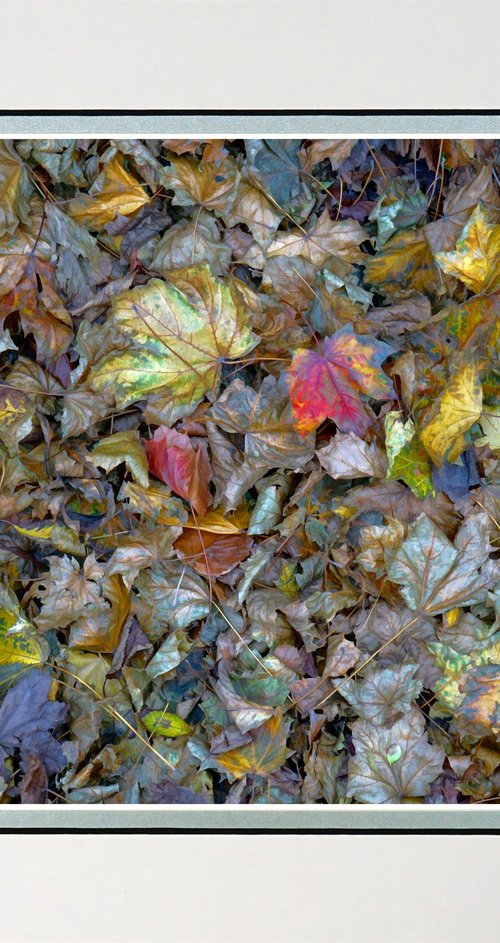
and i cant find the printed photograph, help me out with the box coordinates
[0,136,498,805]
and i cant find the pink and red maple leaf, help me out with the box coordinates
[288,325,395,436]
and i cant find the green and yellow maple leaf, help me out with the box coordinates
[385,411,435,498]
[88,264,258,421]
[0,585,45,691]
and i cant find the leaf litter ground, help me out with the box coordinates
[0,137,498,804]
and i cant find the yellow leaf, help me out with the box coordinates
[12,521,56,540]
[444,293,500,352]
[435,204,500,293]
[183,509,243,534]
[301,139,355,172]
[64,649,123,698]
[10,520,84,555]
[364,229,440,297]
[457,665,500,736]
[0,141,31,237]
[443,608,460,628]
[142,710,191,738]
[276,562,299,599]
[70,156,149,229]
[476,746,500,777]
[420,363,482,465]
[119,481,188,524]
[333,505,356,521]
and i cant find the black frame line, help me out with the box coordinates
[1,109,500,117]
[1,828,499,835]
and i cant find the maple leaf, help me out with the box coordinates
[301,138,355,173]
[164,154,240,213]
[34,554,106,630]
[250,139,313,217]
[223,174,282,248]
[88,264,257,421]
[267,210,367,266]
[363,229,441,298]
[0,253,73,361]
[134,562,209,636]
[288,326,395,436]
[151,211,231,276]
[388,512,495,616]
[347,708,445,803]
[341,664,422,726]
[0,669,67,782]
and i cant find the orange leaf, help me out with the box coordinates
[174,529,252,577]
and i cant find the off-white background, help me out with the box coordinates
[0,0,499,111]
[0,834,498,943]
[1,2,499,941]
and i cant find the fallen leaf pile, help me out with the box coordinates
[0,137,498,805]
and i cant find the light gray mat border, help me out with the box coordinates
[1,114,500,136]
[0,807,498,830]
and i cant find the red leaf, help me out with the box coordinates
[144,426,213,516]
[288,325,395,436]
